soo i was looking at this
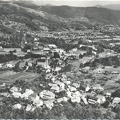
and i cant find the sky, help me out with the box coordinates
[32,0,120,7]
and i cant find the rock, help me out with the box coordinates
[40,90,55,100]
[13,104,22,110]
[44,100,54,110]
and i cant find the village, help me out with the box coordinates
[0,25,120,118]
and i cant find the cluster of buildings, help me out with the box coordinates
[0,55,120,113]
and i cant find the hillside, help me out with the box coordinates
[8,1,120,24]
[40,5,120,24]
[0,1,120,34]
[0,1,68,33]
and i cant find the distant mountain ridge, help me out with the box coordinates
[39,5,120,24]
[0,1,120,34]
[95,4,120,10]
[104,4,120,10]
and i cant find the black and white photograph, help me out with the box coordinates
[0,0,120,119]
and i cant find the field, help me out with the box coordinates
[4,48,21,52]
[0,71,40,84]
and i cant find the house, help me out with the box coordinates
[52,48,65,56]
[36,56,49,68]
[43,47,51,54]
[48,44,57,49]
[31,50,44,57]
[0,46,8,55]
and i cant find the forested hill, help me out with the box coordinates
[0,0,120,34]
[40,5,120,24]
